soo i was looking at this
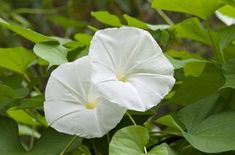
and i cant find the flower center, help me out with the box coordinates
[85,101,97,109]
[116,72,128,82]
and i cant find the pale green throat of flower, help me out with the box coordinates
[116,72,128,82]
[85,101,97,109]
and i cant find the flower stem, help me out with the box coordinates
[144,146,148,154]
[156,9,174,26]
[92,140,98,155]
[29,125,36,150]
[126,112,148,153]
[59,135,78,155]
[107,133,110,143]
[126,112,137,126]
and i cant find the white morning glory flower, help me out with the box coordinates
[44,56,126,138]
[89,27,175,112]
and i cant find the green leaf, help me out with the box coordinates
[110,126,149,155]
[156,114,183,132]
[29,128,81,155]
[109,125,175,155]
[182,112,235,153]
[178,95,219,132]
[0,85,29,112]
[33,42,68,67]
[0,47,36,74]
[176,94,235,153]
[0,17,54,43]
[0,116,81,155]
[169,64,224,105]
[171,18,219,45]
[151,0,224,20]
[74,33,92,46]
[221,59,235,89]
[123,14,149,29]
[91,11,122,27]
[0,116,25,155]
[14,88,29,99]
[7,109,43,126]
[148,143,175,155]
[166,56,207,70]
[180,145,235,155]
[123,14,169,30]
[0,84,16,99]
[219,25,235,50]
[13,95,44,109]
[166,50,207,77]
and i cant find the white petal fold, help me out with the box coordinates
[44,56,126,138]
[215,11,235,26]
[89,27,175,111]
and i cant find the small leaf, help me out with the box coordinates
[0,17,54,43]
[91,11,122,27]
[148,143,175,155]
[165,50,207,77]
[151,0,224,20]
[166,55,207,70]
[109,126,149,155]
[109,125,175,155]
[0,47,36,74]
[0,84,16,99]
[171,18,219,45]
[7,109,44,126]
[156,114,183,132]
[13,95,44,109]
[33,42,68,67]
[74,33,92,46]
[123,14,149,29]
[123,14,169,30]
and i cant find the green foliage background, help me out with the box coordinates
[0,0,235,154]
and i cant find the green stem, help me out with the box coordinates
[126,112,148,153]
[59,135,78,155]
[23,73,46,127]
[92,140,98,155]
[156,9,174,25]
[24,109,47,127]
[144,146,148,154]
[29,125,36,150]
[23,73,42,95]
[126,112,137,126]
[107,133,110,144]
[206,21,225,64]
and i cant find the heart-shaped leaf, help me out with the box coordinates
[109,125,175,155]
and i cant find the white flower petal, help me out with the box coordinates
[44,56,126,138]
[89,27,175,111]
[215,11,235,26]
